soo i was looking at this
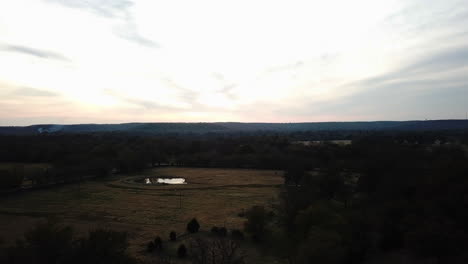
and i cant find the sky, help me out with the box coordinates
[1,0,468,125]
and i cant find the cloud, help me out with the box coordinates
[211,72,225,81]
[2,44,70,61]
[12,87,59,97]
[216,83,237,100]
[123,97,161,109]
[113,19,159,48]
[159,77,200,106]
[281,43,468,120]
[47,0,159,48]
[266,61,305,73]
[47,0,133,18]
[352,44,468,90]
[209,73,238,100]
[406,45,468,74]
[104,89,179,111]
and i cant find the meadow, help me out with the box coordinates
[0,167,283,261]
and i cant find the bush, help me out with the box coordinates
[169,231,177,241]
[154,236,162,251]
[295,228,345,264]
[231,229,244,240]
[74,229,134,264]
[6,222,136,264]
[0,168,24,189]
[187,218,200,233]
[147,241,155,253]
[404,219,460,259]
[219,227,227,237]
[177,244,187,258]
[210,226,227,237]
[244,206,270,242]
[9,220,74,264]
[211,226,219,235]
[189,238,244,264]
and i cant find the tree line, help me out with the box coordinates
[241,137,468,264]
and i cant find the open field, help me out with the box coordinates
[0,167,283,261]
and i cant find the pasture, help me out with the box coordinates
[0,167,283,261]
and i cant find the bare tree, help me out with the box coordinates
[189,237,245,264]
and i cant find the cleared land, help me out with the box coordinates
[0,167,283,260]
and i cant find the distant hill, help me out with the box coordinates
[1,120,468,135]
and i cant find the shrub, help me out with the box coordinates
[244,206,270,242]
[0,168,24,189]
[177,244,187,258]
[9,220,74,264]
[169,231,177,241]
[187,218,200,233]
[147,241,155,253]
[74,229,134,264]
[190,238,244,264]
[210,226,227,237]
[211,226,219,235]
[6,222,136,264]
[231,229,244,240]
[154,236,162,251]
[218,227,227,237]
[295,228,345,264]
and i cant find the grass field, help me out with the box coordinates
[0,167,283,261]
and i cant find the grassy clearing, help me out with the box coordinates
[0,167,283,261]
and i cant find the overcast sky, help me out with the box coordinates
[1,0,468,125]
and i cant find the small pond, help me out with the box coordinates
[144,177,186,185]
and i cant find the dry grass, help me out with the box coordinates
[0,167,283,261]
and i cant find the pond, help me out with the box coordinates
[144,177,186,185]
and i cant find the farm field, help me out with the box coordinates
[0,167,283,261]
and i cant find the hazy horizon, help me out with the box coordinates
[1,0,468,125]
[3,118,468,128]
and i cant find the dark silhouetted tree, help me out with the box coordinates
[169,231,177,242]
[154,236,162,252]
[244,206,270,242]
[231,230,244,240]
[74,229,134,264]
[177,244,187,258]
[147,241,155,253]
[211,226,219,235]
[219,227,227,237]
[7,220,73,264]
[187,218,200,233]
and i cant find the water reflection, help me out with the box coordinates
[144,178,186,185]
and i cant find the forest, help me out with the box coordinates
[1,130,468,263]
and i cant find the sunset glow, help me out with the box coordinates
[1,0,467,125]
